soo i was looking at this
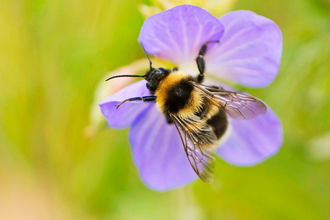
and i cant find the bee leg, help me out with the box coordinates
[173,67,178,72]
[165,114,173,124]
[115,96,156,109]
[195,41,219,83]
[208,85,225,91]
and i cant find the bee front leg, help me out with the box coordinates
[195,41,219,83]
[116,96,156,109]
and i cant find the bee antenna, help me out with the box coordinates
[105,74,147,81]
[140,43,153,71]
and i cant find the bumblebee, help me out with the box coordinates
[106,41,267,183]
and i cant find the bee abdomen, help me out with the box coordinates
[207,109,228,140]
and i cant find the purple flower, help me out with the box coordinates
[100,5,283,191]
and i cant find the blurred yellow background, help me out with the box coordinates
[1,0,330,219]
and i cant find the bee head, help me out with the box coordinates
[145,67,171,94]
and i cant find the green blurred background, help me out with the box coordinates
[1,0,330,219]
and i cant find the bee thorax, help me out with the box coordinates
[155,72,202,118]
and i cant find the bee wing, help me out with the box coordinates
[191,82,267,120]
[169,113,216,183]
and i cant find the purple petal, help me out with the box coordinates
[206,10,282,87]
[99,80,152,128]
[129,105,198,191]
[217,106,283,166]
[139,5,224,64]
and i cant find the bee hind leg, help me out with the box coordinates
[195,41,219,83]
[115,96,156,109]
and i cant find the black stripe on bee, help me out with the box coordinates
[207,109,228,140]
[164,79,194,113]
